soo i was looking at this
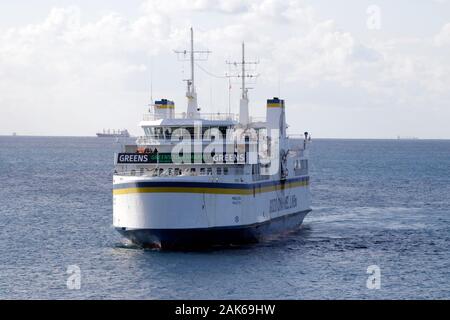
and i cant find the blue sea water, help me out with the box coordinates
[0,136,449,299]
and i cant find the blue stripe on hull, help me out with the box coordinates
[113,176,310,190]
[116,209,311,250]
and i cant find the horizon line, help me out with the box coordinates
[1,134,450,141]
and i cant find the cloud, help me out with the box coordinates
[0,0,449,137]
[142,0,250,15]
[434,22,450,46]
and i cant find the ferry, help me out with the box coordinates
[113,29,311,249]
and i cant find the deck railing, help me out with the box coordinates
[287,134,306,139]
[135,136,215,145]
[143,113,239,122]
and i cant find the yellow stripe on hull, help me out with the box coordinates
[266,103,283,108]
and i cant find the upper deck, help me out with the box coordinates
[140,112,265,127]
[142,112,238,122]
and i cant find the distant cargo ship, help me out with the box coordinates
[97,129,130,138]
[397,136,419,140]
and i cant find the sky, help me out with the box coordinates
[0,0,449,138]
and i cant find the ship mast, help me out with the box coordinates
[226,42,259,126]
[190,27,195,97]
[241,42,247,100]
[174,28,211,119]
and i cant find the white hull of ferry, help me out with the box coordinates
[113,176,311,249]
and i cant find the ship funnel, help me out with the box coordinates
[154,99,175,119]
[266,97,286,138]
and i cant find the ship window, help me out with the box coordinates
[162,127,171,139]
[217,167,222,175]
[168,168,173,176]
[175,168,180,175]
[153,127,164,139]
[207,168,212,175]
[223,167,229,175]
[185,127,195,137]
[190,168,196,175]
[200,168,206,175]
[140,168,144,176]
[219,126,228,135]
[301,160,308,170]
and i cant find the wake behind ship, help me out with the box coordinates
[113,29,311,249]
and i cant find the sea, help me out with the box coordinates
[0,136,449,299]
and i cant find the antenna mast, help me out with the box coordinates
[174,27,211,118]
[226,42,259,125]
[150,57,154,103]
[190,27,195,93]
[242,42,246,100]
[147,57,155,113]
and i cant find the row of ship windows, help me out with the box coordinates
[124,161,307,177]
[144,126,231,139]
[132,167,231,177]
